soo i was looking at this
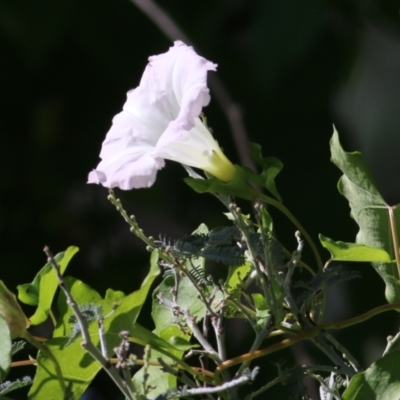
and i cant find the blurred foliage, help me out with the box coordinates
[1,0,400,398]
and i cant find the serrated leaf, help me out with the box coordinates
[11,341,26,356]
[319,234,392,262]
[18,246,79,325]
[331,129,400,303]
[0,315,11,381]
[28,251,160,400]
[0,377,32,397]
[342,351,400,400]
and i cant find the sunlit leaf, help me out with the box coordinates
[18,246,79,325]
[319,234,392,262]
[142,226,209,397]
[28,251,160,400]
[226,263,252,292]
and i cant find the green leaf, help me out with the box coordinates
[28,251,160,400]
[343,351,400,400]
[168,335,199,351]
[129,323,182,355]
[18,246,79,325]
[252,293,268,311]
[0,281,28,339]
[131,349,171,399]
[143,225,209,397]
[251,294,270,327]
[226,263,252,292]
[246,142,283,200]
[0,315,11,381]
[259,204,274,232]
[331,129,400,303]
[319,235,392,262]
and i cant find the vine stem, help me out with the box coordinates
[389,206,400,278]
[216,301,400,374]
[43,246,134,400]
[256,192,323,271]
[383,329,400,356]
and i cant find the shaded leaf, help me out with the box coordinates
[343,351,400,400]
[331,130,400,303]
[11,341,25,356]
[246,142,283,200]
[0,315,11,381]
[319,234,392,262]
[0,281,29,339]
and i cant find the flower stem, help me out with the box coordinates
[255,191,323,271]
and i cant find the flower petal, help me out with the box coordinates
[88,151,164,190]
[87,41,236,190]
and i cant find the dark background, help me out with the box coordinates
[1,1,400,399]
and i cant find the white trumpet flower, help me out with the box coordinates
[88,41,236,190]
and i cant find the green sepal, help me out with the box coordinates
[184,165,255,200]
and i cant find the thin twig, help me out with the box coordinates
[43,246,133,400]
[176,367,259,397]
[156,294,221,363]
[323,332,360,372]
[383,328,400,356]
[157,358,196,387]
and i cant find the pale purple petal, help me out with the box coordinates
[88,152,164,190]
[87,41,235,190]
